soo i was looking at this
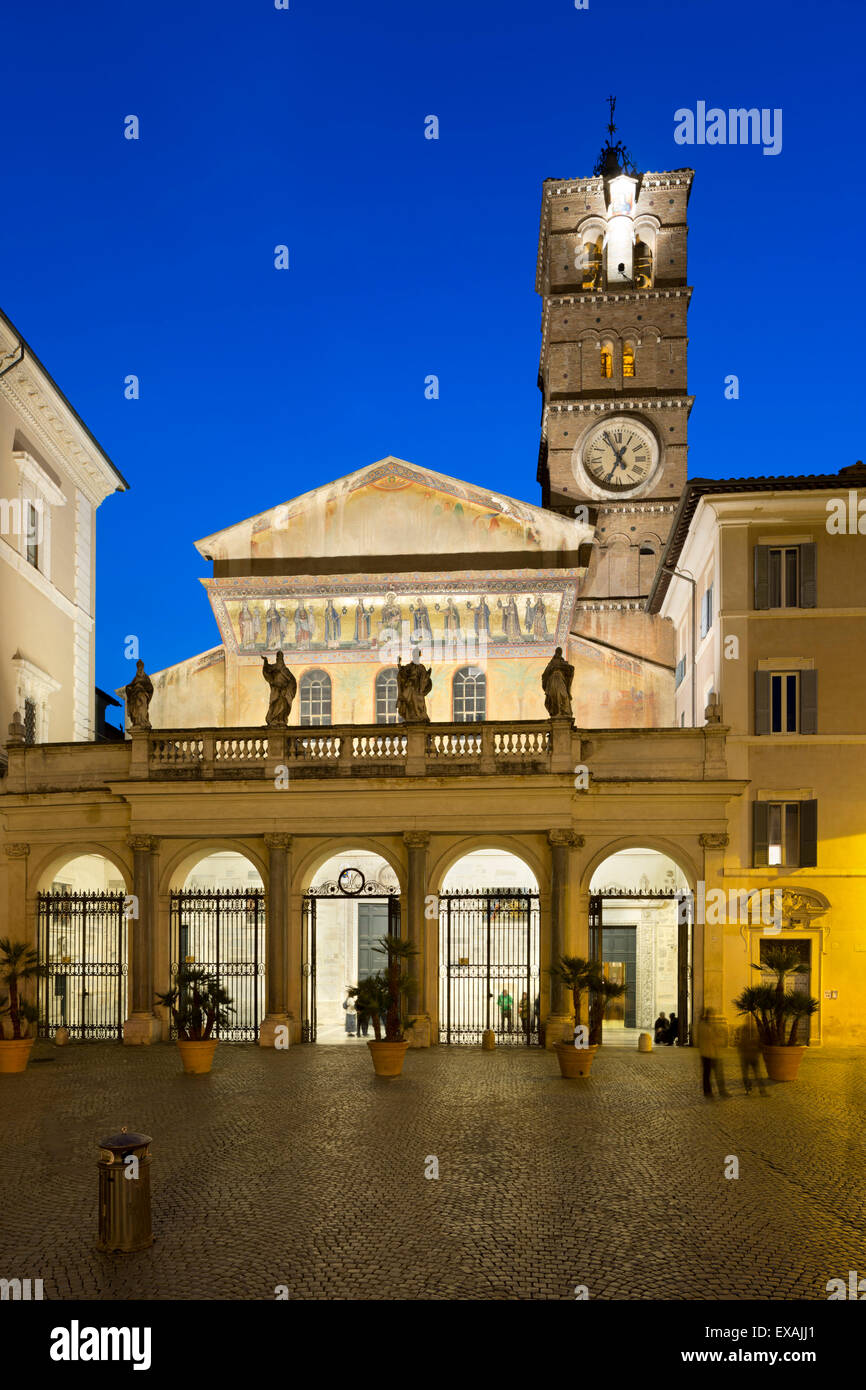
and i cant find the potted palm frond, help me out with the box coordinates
[0,938,41,1074]
[154,967,235,1074]
[349,933,418,1077]
[548,956,598,1077]
[734,943,819,1081]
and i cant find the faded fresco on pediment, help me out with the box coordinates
[207,572,578,663]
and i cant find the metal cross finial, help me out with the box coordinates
[606,95,617,137]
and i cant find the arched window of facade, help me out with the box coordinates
[375,667,399,724]
[600,339,614,379]
[453,666,487,723]
[299,669,332,726]
[582,237,603,290]
[634,238,653,288]
[623,339,636,379]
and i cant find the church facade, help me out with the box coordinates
[2,130,863,1053]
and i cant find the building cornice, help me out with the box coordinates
[547,396,694,416]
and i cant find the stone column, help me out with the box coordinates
[260,833,293,1047]
[698,832,729,1025]
[545,830,582,1048]
[123,835,161,1044]
[403,831,431,1047]
[4,843,31,946]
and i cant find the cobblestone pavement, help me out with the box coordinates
[1,1040,864,1301]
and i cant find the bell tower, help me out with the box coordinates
[535,101,694,604]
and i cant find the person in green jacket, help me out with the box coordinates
[497,987,514,1033]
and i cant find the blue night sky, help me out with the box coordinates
[2,0,863,721]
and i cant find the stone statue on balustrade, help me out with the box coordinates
[397,650,432,723]
[541,646,574,720]
[124,660,154,731]
[262,651,297,727]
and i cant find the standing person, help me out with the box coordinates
[654,1010,668,1044]
[342,990,356,1037]
[666,1011,678,1045]
[737,1019,768,1096]
[356,1002,370,1038]
[696,1008,729,1099]
[497,986,514,1033]
[518,991,530,1037]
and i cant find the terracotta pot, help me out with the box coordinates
[176,1039,219,1074]
[761,1043,806,1082]
[0,1038,36,1074]
[555,1042,598,1078]
[367,1040,409,1077]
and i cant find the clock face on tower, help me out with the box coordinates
[579,416,659,493]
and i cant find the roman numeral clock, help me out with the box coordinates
[580,417,659,493]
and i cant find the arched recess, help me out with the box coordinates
[580,836,697,895]
[430,835,548,896]
[31,842,132,894]
[161,838,269,895]
[293,837,407,897]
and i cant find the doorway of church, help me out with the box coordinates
[589,848,693,1047]
[169,851,266,1041]
[301,851,401,1044]
[438,849,541,1046]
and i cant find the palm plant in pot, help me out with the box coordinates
[547,956,599,1077]
[154,967,235,1074]
[0,938,41,1074]
[349,933,418,1077]
[733,943,819,1081]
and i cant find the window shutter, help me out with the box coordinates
[799,543,817,608]
[754,545,770,609]
[800,670,818,734]
[799,799,818,867]
[753,801,770,867]
[754,671,771,735]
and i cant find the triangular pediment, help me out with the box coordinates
[195,456,591,563]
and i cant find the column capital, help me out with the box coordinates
[264,833,294,852]
[127,835,160,853]
[403,831,431,850]
[699,832,729,850]
[3,842,30,858]
[547,829,584,850]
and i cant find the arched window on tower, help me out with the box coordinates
[581,237,603,290]
[634,238,653,288]
[299,669,332,726]
[375,667,399,724]
[623,339,636,379]
[453,666,487,723]
[600,339,614,380]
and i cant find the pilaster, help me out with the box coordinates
[260,833,293,1047]
[123,835,161,1044]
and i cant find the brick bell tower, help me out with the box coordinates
[536,101,694,612]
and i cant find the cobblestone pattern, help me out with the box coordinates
[1,1042,864,1300]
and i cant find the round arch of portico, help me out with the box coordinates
[159,838,270,895]
[429,834,548,895]
[293,836,407,897]
[30,842,133,894]
[579,835,698,894]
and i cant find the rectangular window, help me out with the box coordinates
[753,799,817,868]
[754,543,817,610]
[24,697,37,745]
[675,655,686,689]
[755,669,817,735]
[25,502,39,569]
[769,672,798,733]
[700,584,713,639]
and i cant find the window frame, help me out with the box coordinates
[452,666,487,724]
[298,669,333,727]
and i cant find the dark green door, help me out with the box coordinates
[602,926,637,1028]
[358,902,389,979]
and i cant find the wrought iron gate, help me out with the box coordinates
[589,890,693,1045]
[36,891,127,1040]
[301,873,401,1042]
[438,890,541,1045]
[168,889,265,1041]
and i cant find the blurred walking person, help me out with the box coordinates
[697,1008,729,1099]
[737,1019,768,1096]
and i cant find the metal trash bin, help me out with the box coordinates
[638,1031,652,1052]
[96,1127,154,1252]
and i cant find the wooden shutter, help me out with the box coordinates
[754,671,771,735]
[799,799,818,867]
[753,801,770,867]
[754,545,770,609]
[799,543,817,608]
[800,670,818,734]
